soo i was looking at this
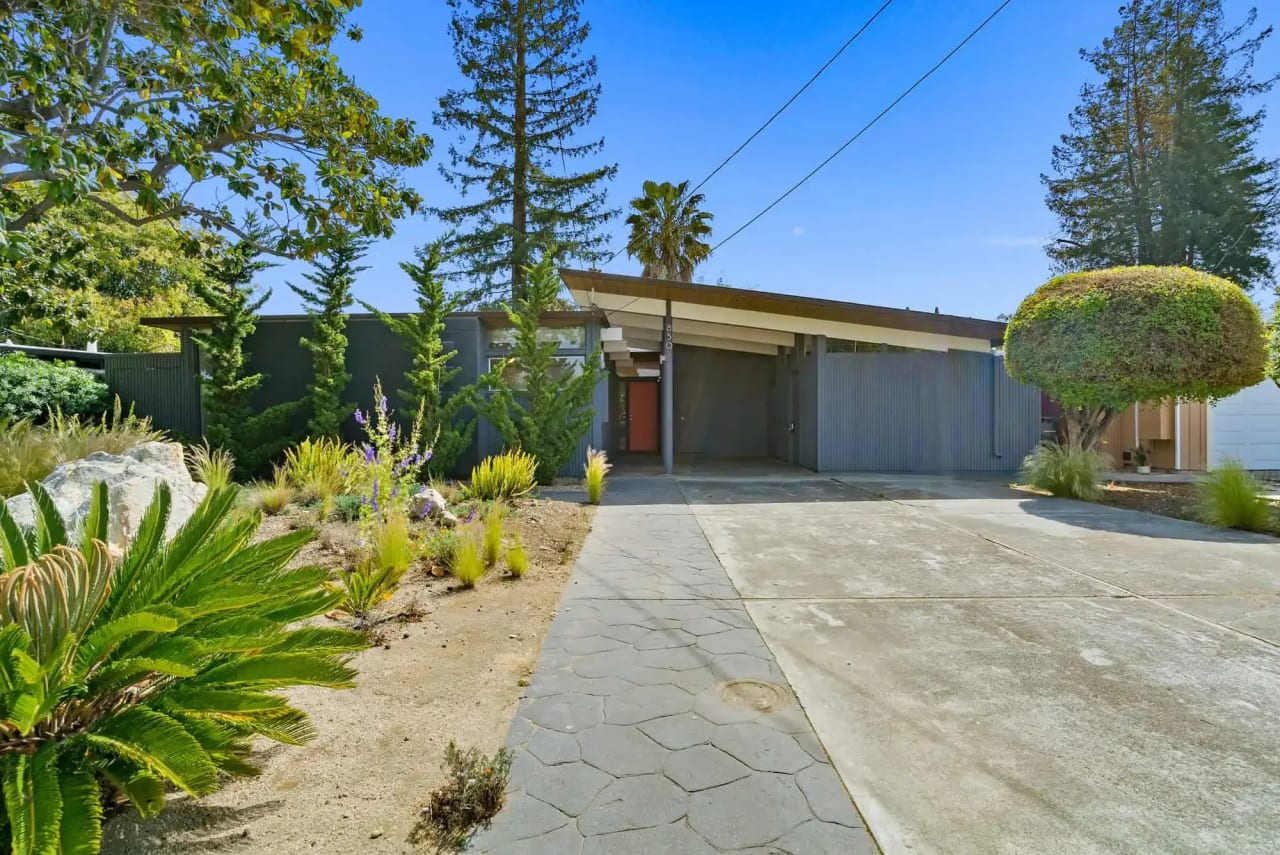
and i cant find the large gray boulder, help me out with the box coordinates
[5,442,207,547]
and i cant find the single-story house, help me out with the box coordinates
[559,269,1038,474]
[133,271,1042,475]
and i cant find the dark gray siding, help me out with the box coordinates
[816,350,1039,472]
[104,337,203,439]
[768,352,792,461]
[243,313,602,477]
[796,337,820,469]
[673,345,774,458]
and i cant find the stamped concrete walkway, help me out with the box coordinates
[472,477,877,854]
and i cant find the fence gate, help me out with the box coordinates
[104,352,203,439]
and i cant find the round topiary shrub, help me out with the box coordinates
[0,352,110,422]
[1007,265,1265,406]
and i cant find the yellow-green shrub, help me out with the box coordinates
[506,536,529,578]
[251,465,295,515]
[371,509,415,575]
[450,529,487,588]
[483,502,506,567]
[584,446,611,505]
[1198,460,1274,532]
[187,441,235,490]
[1020,442,1108,500]
[284,437,361,518]
[469,450,536,500]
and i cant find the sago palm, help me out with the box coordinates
[0,481,365,854]
[624,180,714,282]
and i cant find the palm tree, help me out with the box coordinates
[624,180,714,281]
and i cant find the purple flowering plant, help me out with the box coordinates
[354,377,431,525]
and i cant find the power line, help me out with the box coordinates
[689,0,897,196]
[709,0,1016,257]
[601,1,897,270]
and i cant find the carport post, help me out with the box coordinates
[662,301,674,474]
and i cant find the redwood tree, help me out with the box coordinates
[433,0,616,304]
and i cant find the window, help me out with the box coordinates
[487,325,586,351]
[487,355,584,391]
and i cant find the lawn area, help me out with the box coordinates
[100,494,593,854]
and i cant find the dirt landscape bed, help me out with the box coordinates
[101,495,593,855]
[1016,480,1280,536]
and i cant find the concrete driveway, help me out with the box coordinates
[683,474,1280,855]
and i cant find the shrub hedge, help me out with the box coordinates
[1005,266,1266,410]
[0,352,109,421]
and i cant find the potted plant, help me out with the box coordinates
[1131,444,1151,474]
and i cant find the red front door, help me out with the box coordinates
[628,381,659,453]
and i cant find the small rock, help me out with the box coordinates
[508,634,518,639]
[370,829,384,839]
[517,678,529,687]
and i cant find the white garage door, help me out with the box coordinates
[1209,381,1280,469]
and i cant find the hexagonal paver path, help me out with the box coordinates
[471,478,878,854]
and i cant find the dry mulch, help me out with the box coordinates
[101,494,594,854]
[1015,480,1280,537]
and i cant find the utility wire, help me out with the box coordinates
[690,0,897,196]
[601,1,896,269]
[709,0,1016,256]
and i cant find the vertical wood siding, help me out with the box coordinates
[816,350,1039,472]
[105,352,203,438]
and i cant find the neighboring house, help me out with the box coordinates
[1103,381,1280,473]
[138,271,1042,474]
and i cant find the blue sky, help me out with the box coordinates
[257,0,1280,320]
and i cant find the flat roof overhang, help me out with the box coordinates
[562,268,1005,356]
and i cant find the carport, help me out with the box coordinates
[562,269,1040,475]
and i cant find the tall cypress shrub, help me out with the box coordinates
[290,234,368,438]
[192,243,299,475]
[476,253,603,485]
[361,241,475,477]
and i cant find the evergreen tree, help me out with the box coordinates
[361,241,477,478]
[192,240,299,475]
[289,234,368,439]
[1045,1,1279,289]
[434,0,617,304]
[476,254,603,485]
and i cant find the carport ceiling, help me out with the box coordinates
[561,268,1004,356]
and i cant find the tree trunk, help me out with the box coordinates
[1059,405,1119,453]
[511,0,528,303]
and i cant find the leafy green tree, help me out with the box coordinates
[434,0,617,304]
[0,482,364,854]
[0,0,430,265]
[361,241,476,477]
[289,234,367,439]
[1044,0,1278,289]
[625,180,714,281]
[1005,266,1266,451]
[2,196,216,350]
[476,254,603,485]
[191,240,299,474]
